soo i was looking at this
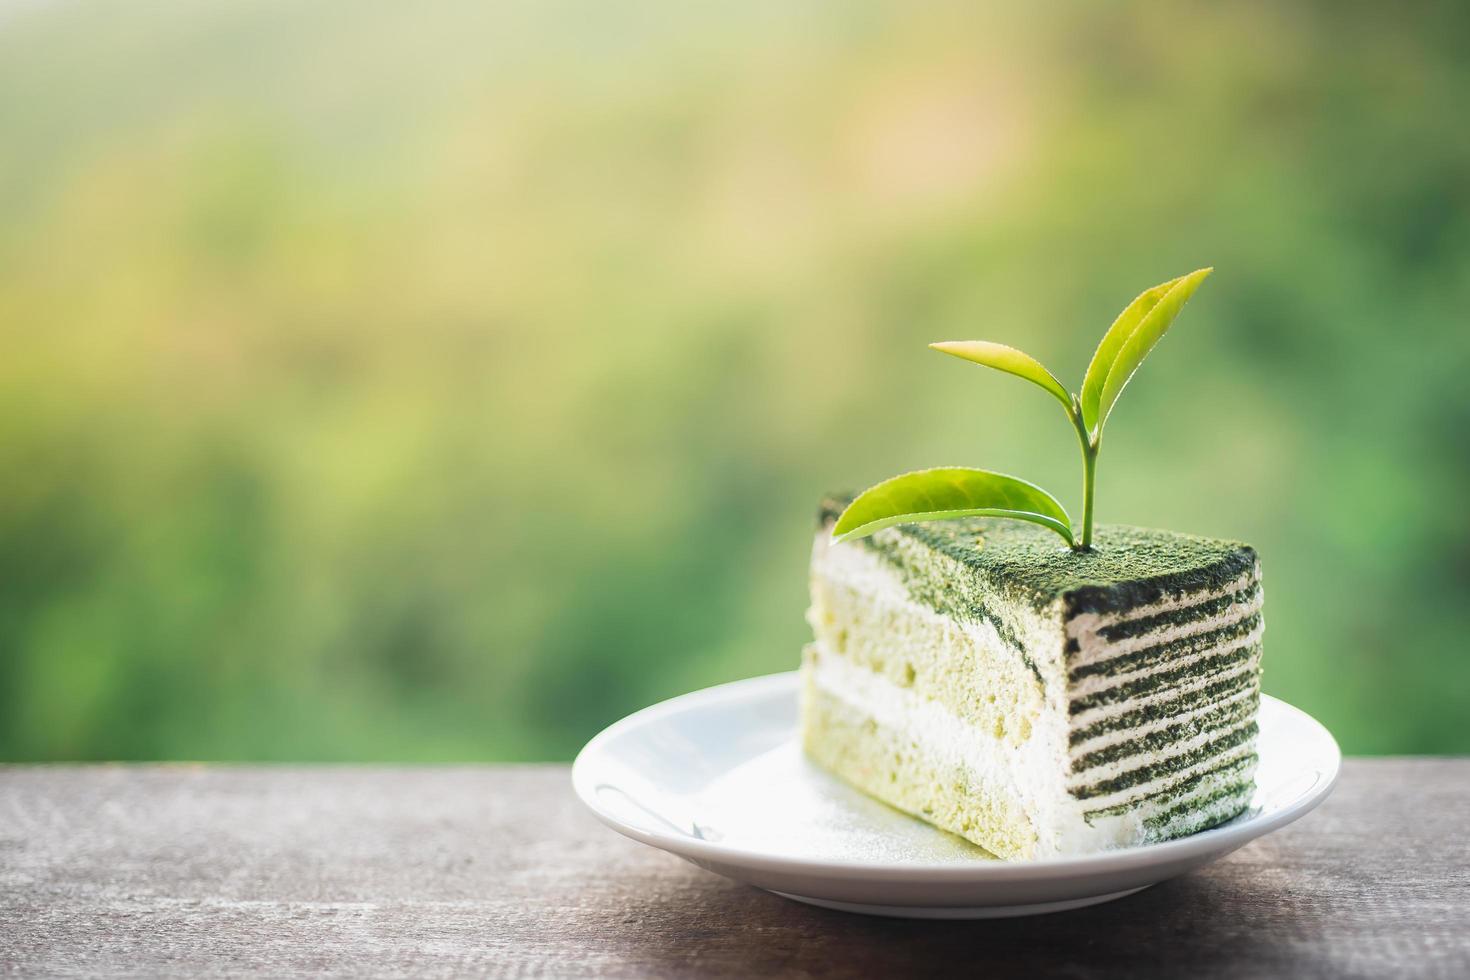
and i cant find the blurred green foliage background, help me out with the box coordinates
[2,1,1467,760]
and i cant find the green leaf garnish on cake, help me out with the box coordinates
[836,268,1212,551]
[803,268,1266,860]
[831,468,1075,547]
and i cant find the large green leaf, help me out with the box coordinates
[831,467,1074,546]
[1080,269,1210,434]
[929,341,1073,412]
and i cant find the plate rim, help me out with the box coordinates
[572,671,1340,881]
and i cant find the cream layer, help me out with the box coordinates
[807,649,1148,855]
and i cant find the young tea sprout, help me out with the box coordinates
[832,268,1212,551]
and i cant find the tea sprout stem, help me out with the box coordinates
[1068,398,1098,551]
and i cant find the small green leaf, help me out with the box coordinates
[1080,276,1182,433]
[1081,268,1212,434]
[1096,268,1211,431]
[831,467,1074,546]
[929,341,1074,413]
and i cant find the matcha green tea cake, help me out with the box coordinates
[802,504,1262,859]
[802,268,1265,859]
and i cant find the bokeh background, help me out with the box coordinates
[3,1,1467,761]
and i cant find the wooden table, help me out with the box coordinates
[1,761,1465,978]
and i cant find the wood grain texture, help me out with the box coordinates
[1,760,1466,979]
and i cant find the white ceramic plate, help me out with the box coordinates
[572,672,1340,918]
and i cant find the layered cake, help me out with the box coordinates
[802,496,1263,859]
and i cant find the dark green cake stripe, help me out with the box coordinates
[1142,780,1255,832]
[1069,693,1259,774]
[1085,753,1258,821]
[1152,796,1253,837]
[1068,613,1263,683]
[1140,791,1253,841]
[1070,722,1258,801]
[1083,752,1258,821]
[1061,550,1258,618]
[1068,640,1262,715]
[1093,585,1261,643]
[1070,670,1260,746]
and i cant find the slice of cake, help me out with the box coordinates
[802,496,1263,860]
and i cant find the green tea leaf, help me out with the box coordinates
[831,467,1074,546]
[1096,268,1211,431]
[1080,275,1182,433]
[1081,268,1212,434]
[929,341,1073,413]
